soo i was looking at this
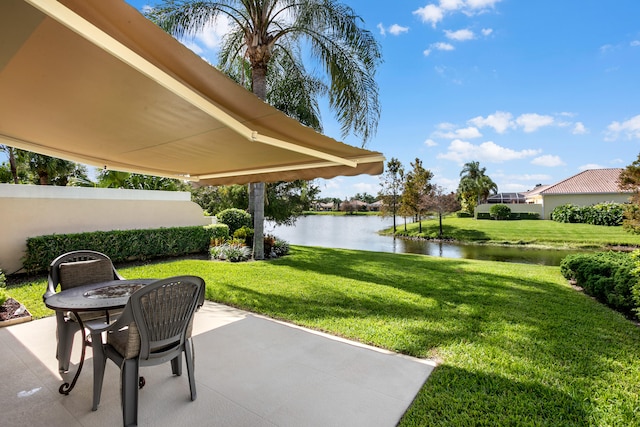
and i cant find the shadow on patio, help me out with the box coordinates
[1,302,434,426]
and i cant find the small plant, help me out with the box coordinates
[272,239,290,257]
[489,204,511,220]
[0,269,7,306]
[210,241,251,262]
[233,226,254,247]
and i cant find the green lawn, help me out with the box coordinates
[391,216,640,248]
[8,246,640,426]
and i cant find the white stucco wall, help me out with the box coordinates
[0,184,208,274]
[540,193,631,219]
[475,203,543,217]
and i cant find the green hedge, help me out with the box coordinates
[551,202,625,226]
[560,251,638,319]
[476,212,540,220]
[23,225,222,274]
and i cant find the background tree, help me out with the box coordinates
[149,0,381,260]
[353,192,376,204]
[0,146,29,184]
[401,158,433,233]
[26,153,88,186]
[96,170,190,191]
[378,157,404,233]
[619,153,640,233]
[457,161,497,214]
[422,185,461,238]
[265,180,320,225]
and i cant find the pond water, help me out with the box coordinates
[266,215,584,266]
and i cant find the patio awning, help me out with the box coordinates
[0,0,384,185]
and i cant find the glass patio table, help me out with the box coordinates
[44,279,155,395]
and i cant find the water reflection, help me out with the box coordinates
[266,215,582,266]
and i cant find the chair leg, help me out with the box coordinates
[121,359,139,427]
[91,332,107,411]
[185,338,197,401]
[170,354,182,376]
[56,312,78,373]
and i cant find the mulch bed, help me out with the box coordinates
[0,298,30,322]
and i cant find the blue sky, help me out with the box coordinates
[10,0,640,200]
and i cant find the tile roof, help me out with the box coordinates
[541,168,628,194]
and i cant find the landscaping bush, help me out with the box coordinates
[560,251,638,318]
[552,203,625,226]
[272,238,290,257]
[216,208,252,234]
[632,251,640,316]
[205,223,230,241]
[489,204,511,220]
[0,269,7,305]
[456,211,474,218]
[233,226,254,247]
[23,226,217,274]
[210,241,251,262]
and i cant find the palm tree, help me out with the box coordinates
[457,161,497,214]
[147,0,381,259]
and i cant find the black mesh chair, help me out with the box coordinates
[89,276,204,427]
[44,250,124,373]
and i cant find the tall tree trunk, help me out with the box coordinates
[8,147,18,184]
[250,65,268,260]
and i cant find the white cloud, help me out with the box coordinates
[531,155,565,167]
[413,4,444,27]
[440,0,465,11]
[600,44,614,53]
[433,126,482,139]
[466,0,502,10]
[572,122,588,135]
[424,42,455,55]
[437,139,539,163]
[378,23,409,36]
[632,40,640,47]
[515,113,554,132]
[578,163,604,171]
[433,42,455,51]
[468,111,514,133]
[605,114,640,141]
[389,24,410,35]
[444,28,475,41]
[353,182,378,194]
[481,28,493,36]
[507,173,552,181]
[413,0,501,28]
[424,138,439,147]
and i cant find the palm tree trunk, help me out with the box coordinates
[250,65,268,260]
[8,147,18,184]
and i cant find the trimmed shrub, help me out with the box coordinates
[632,251,640,316]
[561,251,637,318]
[456,211,474,218]
[233,226,254,247]
[23,226,217,274]
[215,208,252,235]
[489,204,511,220]
[205,223,229,241]
[552,203,625,226]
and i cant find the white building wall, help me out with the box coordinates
[0,184,208,274]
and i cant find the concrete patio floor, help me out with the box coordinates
[1,302,435,426]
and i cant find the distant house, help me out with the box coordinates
[524,168,631,219]
[314,202,335,211]
[368,200,383,211]
[486,193,527,204]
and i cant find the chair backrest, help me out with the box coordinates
[46,250,123,298]
[129,276,204,361]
